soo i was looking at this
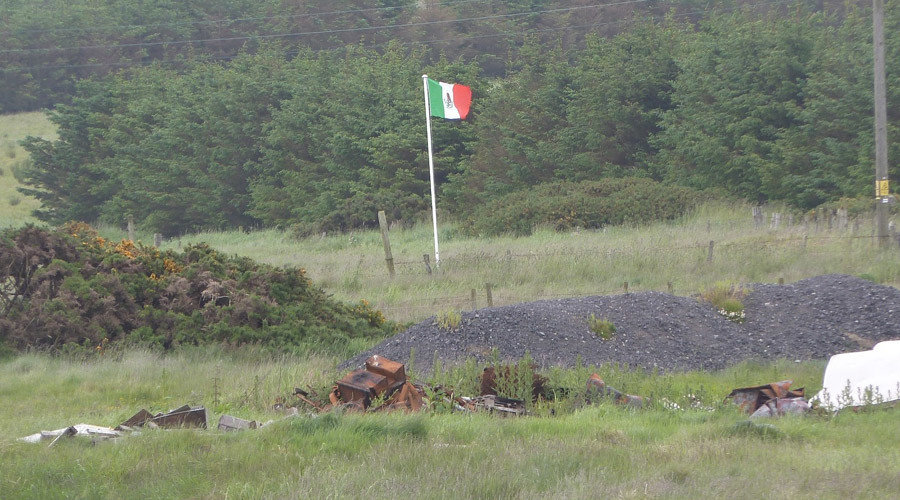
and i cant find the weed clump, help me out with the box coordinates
[700,283,748,323]
[436,309,462,331]
[587,313,616,340]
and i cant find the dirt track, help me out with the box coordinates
[342,274,900,373]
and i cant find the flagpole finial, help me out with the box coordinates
[422,74,428,78]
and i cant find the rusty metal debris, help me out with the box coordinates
[585,374,647,408]
[328,355,421,411]
[458,395,526,416]
[725,380,808,417]
[118,405,208,430]
[296,355,535,415]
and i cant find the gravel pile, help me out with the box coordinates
[342,274,900,373]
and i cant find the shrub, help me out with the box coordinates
[10,158,30,182]
[587,314,616,340]
[462,178,713,237]
[0,224,396,355]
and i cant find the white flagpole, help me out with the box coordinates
[422,74,440,266]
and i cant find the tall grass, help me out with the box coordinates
[0,111,55,228]
[156,201,900,324]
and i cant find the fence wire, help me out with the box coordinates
[352,230,900,321]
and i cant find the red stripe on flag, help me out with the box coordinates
[452,84,472,120]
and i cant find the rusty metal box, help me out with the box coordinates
[364,355,406,384]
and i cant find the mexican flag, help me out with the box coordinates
[427,78,472,120]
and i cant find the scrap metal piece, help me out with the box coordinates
[464,395,526,416]
[292,388,324,411]
[331,355,408,409]
[151,405,208,429]
[335,369,390,407]
[365,355,406,385]
[118,408,153,429]
[380,381,425,412]
[750,397,810,418]
[19,424,121,445]
[726,380,804,414]
[48,426,78,448]
[585,374,646,408]
[217,415,259,432]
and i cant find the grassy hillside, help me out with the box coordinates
[0,111,53,228]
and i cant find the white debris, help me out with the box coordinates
[811,340,900,410]
[19,424,121,446]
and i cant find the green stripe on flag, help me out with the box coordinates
[427,78,446,119]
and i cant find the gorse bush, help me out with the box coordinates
[462,178,712,237]
[0,224,396,355]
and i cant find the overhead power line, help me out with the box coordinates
[0,0,798,73]
[0,0,490,36]
[0,1,651,55]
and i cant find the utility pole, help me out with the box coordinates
[874,0,890,247]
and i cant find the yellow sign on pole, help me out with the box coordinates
[876,179,890,197]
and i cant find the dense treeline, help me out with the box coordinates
[1,0,723,113]
[17,4,900,235]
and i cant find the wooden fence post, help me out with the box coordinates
[707,240,715,262]
[752,207,764,228]
[623,281,629,293]
[470,289,477,310]
[423,254,432,275]
[153,233,162,247]
[127,215,135,242]
[377,211,395,278]
[667,282,674,294]
[485,283,493,307]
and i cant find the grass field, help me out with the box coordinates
[1,349,898,499]
[0,111,53,229]
[147,202,900,324]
